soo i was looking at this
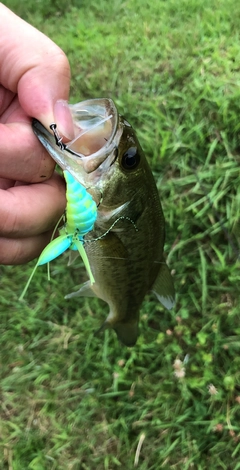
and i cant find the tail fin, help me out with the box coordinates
[113,321,139,347]
[94,319,138,347]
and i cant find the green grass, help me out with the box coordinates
[1,0,240,468]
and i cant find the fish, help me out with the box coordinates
[32,98,175,346]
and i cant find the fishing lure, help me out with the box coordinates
[20,169,97,299]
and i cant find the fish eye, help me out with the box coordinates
[121,147,140,170]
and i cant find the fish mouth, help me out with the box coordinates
[32,98,122,184]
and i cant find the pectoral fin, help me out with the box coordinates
[67,251,79,266]
[152,262,175,310]
[65,281,96,299]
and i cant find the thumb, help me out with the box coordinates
[0,4,71,129]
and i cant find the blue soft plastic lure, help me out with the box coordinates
[20,170,97,299]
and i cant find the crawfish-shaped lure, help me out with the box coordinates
[20,170,97,299]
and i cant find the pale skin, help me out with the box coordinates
[0,4,71,264]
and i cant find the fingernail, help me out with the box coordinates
[53,100,75,141]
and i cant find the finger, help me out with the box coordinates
[0,120,56,183]
[0,177,14,190]
[0,230,53,264]
[0,4,71,129]
[0,94,56,182]
[0,85,15,115]
[0,172,66,237]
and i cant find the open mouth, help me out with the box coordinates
[33,98,119,178]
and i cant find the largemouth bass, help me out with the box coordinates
[32,98,175,346]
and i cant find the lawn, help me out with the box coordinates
[1,0,240,468]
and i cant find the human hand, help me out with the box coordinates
[0,3,71,264]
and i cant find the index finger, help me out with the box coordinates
[0,172,66,238]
